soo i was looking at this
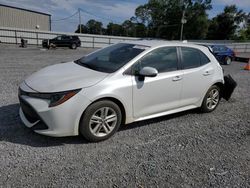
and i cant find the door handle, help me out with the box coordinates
[172,76,182,81]
[203,71,212,76]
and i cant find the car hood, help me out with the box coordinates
[25,62,108,92]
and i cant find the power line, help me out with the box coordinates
[51,11,78,22]
[51,21,79,24]
[79,8,114,23]
[50,7,125,25]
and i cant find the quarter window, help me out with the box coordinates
[134,47,178,74]
[199,51,210,65]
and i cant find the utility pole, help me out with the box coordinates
[78,8,82,33]
[180,3,187,41]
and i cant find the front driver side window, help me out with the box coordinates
[133,47,178,74]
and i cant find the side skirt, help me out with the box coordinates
[133,105,198,122]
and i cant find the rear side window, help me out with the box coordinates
[72,36,79,40]
[181,47,210,69]
[220,46,228,51]
[61,36,67,39]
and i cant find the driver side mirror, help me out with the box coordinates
[138,67,158,77]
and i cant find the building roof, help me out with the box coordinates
[0,4,51,16]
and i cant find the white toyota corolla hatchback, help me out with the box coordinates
[19,40,233,141]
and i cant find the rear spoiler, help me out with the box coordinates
[196,44,214,54]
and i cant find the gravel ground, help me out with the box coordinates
[0,44,249,187]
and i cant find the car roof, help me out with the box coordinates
[204,44,227,47]
[124,40,206,49]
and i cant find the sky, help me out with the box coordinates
[0,0,250,32]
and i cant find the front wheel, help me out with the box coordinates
[79,100,122,142]
[201,85,220,113]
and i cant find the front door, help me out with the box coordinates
[132,47,183,119]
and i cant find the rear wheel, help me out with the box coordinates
[201,85,220,113]
[225,56,232,65]
[71,43,77,49]
[79,100,122,142]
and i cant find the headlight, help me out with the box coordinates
[49,89,81,107]
[19,88,81,107]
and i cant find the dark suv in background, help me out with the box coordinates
[42,35,81,49]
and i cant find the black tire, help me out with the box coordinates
[201,85,220,113]
[224,56,232,65]
[49,43,56,49]
[79,100,122,142]
[71,43,77,49]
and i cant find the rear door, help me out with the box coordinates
[61,35,70,47]
[54,36,63,46]
[179,47,213,107]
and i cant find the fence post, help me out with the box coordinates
[92,37,95,48]
[15,30,17,45]
[36,32,39,46]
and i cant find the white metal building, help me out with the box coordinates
[0,4,51,31]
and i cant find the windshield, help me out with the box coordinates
[75,43,147,73]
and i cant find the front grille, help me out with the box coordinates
[19,97,40,123]
[19,88,49,131]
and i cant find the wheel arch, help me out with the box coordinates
[213,81,224,99]
[213,82,224,90]
[78,97,127,134]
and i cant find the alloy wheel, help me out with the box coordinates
[225,57,232,65]
[89,107,117,137]
[206,88,219,110]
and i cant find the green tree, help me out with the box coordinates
[122,20,136,37]
[134,0,211,40]
[207,5,246,39]
[106,23,124,36]
[86,19,103,34]
[237,26,250,40]
[183,0,211,39]
[75,24,88,33]
[134,23,147,37]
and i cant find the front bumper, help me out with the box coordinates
[19,84,91,137]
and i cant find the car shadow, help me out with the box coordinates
[120,108,200,131]
[0,103,88,147]
[0,103,200,147]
